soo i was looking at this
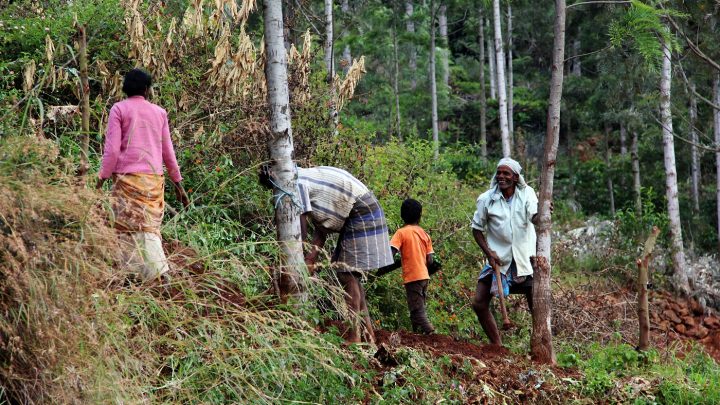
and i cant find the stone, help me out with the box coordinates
[662,309,682,324]
[675,324,686,335]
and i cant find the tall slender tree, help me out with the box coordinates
[478,7,488,158]
[689,81,700,215]
[571,38,581,76]
[430,0,440,160]
[439,3,450,89]
[324,0,334,79]
[406,1,418,90]
[487,19,496,100]
[714,75,720,251]
[507,2,514,144]
[660,37,690,294]
[341,0,352,75]
[532,0,566,366]
[604,123,616,216]
[631,129,642,214]
[264,0,306,299]
[492,0,511,157]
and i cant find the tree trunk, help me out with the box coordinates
[430,0,439,160]
[478,8,487,158]
[660,37,690,295]
[324,0,334,79]
[571,38,581,76]
[78,24,90,178]
[324,0,338,135]
[632,130,642,215]
[487,20,496,100]
[392,26,403,141]
[568,117,575,201]
[637,226,659,352]
[283,0,295,50]
[690,81,700,216]
[715,75,720,253]
[620,123,627,156]
[605,123,616,217]
[341,0,351,75]
[406,1,417,90]
[507,2,514,148]
[492,0,510,157]
[439,3,449,89]
[532,0,565,366]
[264,0,306,300]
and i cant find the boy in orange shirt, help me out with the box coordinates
[378,199,437,334]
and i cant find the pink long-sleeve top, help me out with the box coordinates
[98,96,182,182]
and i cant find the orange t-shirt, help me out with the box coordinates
[390,224,434,284]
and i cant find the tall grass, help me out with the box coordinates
[0,136,370,403]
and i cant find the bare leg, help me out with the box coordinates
[472,277,501,345]
[338,272,363,343]
[356,275,376,344]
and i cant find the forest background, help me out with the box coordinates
[1,0,720,403]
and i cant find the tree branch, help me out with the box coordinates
[675,60,720,111]
[652,114,719,152]
[564,45,612,62]
[664,11,720,73]
[566,1,631,10]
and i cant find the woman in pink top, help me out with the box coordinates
[96,68,189,281]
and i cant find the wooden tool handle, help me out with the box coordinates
[492,262,512,329]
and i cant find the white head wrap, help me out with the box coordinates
[490,157,527,189]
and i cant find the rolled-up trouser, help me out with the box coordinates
[405,279,434,334]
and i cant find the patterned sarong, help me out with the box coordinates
[111,173,168,280]
[112,173,165,236]
[478,260,531,297]
[332,192,394,272]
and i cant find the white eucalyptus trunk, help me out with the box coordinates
[714,75,720,252]
[532,0,565,366]
[487,20,496,100]
[605,124,616,216]
[631,130,642,215]
[324,0,334,78]
[690,81,700,215]
[478,9,487,158]
[620,123,627,156]
[660,38,690,294]
[439,3,449,89]
[492,0,511,157]
[264,0,306,298]
[430,0,439,160]
[341,0,351,75]
[406,1,417,90]
[507,3,514,145]
[571,38,581,76]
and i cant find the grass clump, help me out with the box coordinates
[0,135,372,403]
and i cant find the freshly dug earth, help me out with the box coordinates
[373,329,580,403]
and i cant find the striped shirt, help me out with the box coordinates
[297,167,369,231]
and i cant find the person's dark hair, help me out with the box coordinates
[258,162,273,189]
[400,198,422,224]
[122,68,152,97]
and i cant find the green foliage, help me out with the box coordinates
[608,0,686,72]
[559,343,720,403]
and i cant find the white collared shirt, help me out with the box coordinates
[471,185,538,276]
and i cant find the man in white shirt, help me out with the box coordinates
[471,157,539,345]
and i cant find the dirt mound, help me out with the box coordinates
[372,329,579,403]
[375,329,509,361]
